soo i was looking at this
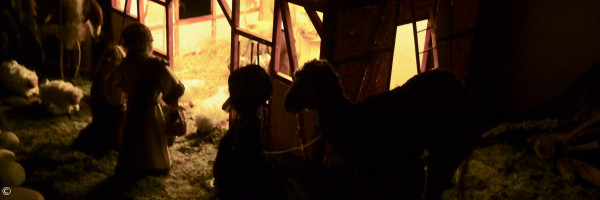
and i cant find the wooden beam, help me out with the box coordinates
[387,0,400,90]
[175,7,259,25]
[235,27,273,46]
[217,0,232,25]
[138,0,145,23]
[167,2,175,69]
[319,9,335,60]
[124,0,132,14]
[110,7,138,20]
[410,0,421,73]
[230,0,240,71]
[286,0,328,12]
[304,8,323,38]
[421,17,432,72]
[283,1,306,159]
[429,6,439,70]
[270,0,282,75]
[149,0,168,6]
[281,1,299,73]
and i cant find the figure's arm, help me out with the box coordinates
[160,65,185,105]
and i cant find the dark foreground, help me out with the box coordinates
[1,79,599,199]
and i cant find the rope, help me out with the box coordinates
[74,39,81,78]
[262,135,322,155]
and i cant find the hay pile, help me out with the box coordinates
[174,39,230,101]
[443,118,600,200]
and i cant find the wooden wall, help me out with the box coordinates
[321,1,399,102]
[469,0,600,121]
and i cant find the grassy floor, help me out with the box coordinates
[0,78,222,200]
[2,78,600,199]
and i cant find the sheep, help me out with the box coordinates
[0,60,39,97]
[177,80,229,133]
[39,80,84,115]
[284,59,482,200]
[193,85,229,133]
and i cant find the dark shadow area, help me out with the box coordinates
[83,175,168,200]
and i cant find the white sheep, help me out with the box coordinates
[39,80,84,115]
[0,60,39,97]
[193,86,230,133]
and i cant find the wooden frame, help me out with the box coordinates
[219,0,325,159]
[111,0,174,68]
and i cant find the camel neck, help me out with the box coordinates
[316,95,350,130]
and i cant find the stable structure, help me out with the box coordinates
[106,0,481,163]
[220,0,480,164]
[105,0,600,167]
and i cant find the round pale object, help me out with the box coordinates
[0,149,15,161]
[0,131,19,149]
[0,160,26,187]
[1,187,45,200]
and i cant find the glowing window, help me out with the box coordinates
[389,19,428,89]
[275,3,321,77]
[112,0,138,17]
[145,1,167,54]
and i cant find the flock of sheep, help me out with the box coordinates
[0,60,84,115]
[0,60,85,200]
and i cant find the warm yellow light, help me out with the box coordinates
[389,20,428,89]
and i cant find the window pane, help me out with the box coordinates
[179,0,212,19]
[416,20,428,66]
[214,0,226,16]
[275,2,321,76]
[145,1,166,54]
[389,19,428,89]
[239,35,272,70]
[216,17,232,40]
[129,0,138,17]
[290,3,320,70]
[240,0,269,39]
[177,20,213,55]
[112,0,125,11]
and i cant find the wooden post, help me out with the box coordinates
[410,0,421,74]
[270,0,282,74]
[281,2,299,73]
[167,1,175,69]
[59,0,64,80]
[230,0,240,71]
[304,8,323,38]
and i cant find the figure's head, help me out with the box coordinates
[228,64,273,113]
[284,59,345,113]
[120,23,153,56]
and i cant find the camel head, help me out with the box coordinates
[284,59,346,113]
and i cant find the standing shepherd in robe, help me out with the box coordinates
[213,64,287,200]
[107,23,185,178]
[72,44,125,156]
